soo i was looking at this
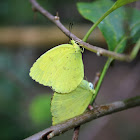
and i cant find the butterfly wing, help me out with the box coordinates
[30,43,84,93]
[51,80,94,125]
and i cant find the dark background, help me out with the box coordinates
[0,0,140,140]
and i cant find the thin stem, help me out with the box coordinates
[83,5,115,42]
[93,72,101,89]
[91,58,113,104]
[130,38,140,60]
[72,126,80,140]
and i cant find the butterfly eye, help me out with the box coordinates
[89,82,94,90]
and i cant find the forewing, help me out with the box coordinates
[51,49,84,93]
[30,44,84,93]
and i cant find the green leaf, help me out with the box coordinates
[77,0,140,53]
[29,94,52,125]
[114,0,139,10]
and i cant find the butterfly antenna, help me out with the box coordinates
[69,22,74,43]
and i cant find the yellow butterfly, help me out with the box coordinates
[29,40,84,93]
[51,80,95,125]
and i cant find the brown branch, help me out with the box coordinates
[29,0,134,62]
[24,96,140,140]
[72,126,80,140]
[93,72,101,89]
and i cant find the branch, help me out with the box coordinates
[29,0,138,62]
[24,96,140,140]
[72,126,80,140]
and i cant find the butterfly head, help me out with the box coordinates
[89,82,94,90]
[70,40,76,45]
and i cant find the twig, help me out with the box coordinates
[29,0,138,62]
[24,96,140,140]
[88,72,101,110]
[72,126,80,140]
[93,72,101,89]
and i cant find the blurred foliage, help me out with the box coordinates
[0,69,24,140]
[0,48,31,140]
[0,0,82,26]
[0,46,52,139]
[29,94,52,126]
